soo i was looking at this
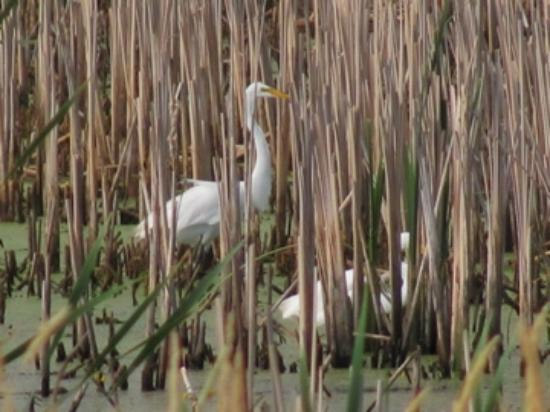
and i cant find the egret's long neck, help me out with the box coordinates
[250,121,271,177]
[246,99,272,211]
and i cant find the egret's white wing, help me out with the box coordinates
[135,184,221,245]
[184,178,219,187]
[278,279,327,326]
[170,185,220,244]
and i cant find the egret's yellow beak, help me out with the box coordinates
[264,86,289,99]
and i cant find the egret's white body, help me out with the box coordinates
[135,82,288,245]
[278,232,410,326]
[278,269,355,327]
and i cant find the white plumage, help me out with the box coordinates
[278,232,410,326]
[135,82,288,245]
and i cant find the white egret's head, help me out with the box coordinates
[244,82,288,130]
[245,82,289,100]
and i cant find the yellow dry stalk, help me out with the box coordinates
[0,350,16,412]
[23,305,71,363]
[452,335,500,412]
[167,332,182,412]
[217,345,247,412]
[519,306,548,412]
[404,387,431,412]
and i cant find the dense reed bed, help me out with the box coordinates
[0,0,549,410]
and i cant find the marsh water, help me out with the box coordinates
[0,223,547,411]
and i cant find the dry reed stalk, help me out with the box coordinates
[158,81,183,389]
[242,3,265,404]
[0,271,5,324]
[374,1,406,361]
[404,0,453,372]
[24,305,71,363]
[137,1,178,390]
[167,332,182,412]
[217,330,247,412]
[519,307,547,412]
[497,1,535,325]
[419,159,450,373]
[340,0,367,330]
[42,176,59,397]
[57,1,92,360]
[149,1,178,389]
[452,336,500,412]
[483,59,508,372]
[274,0,297,253]
[207,1,257,404]
[404,387,430,412]
[375,379,383,412]
[133,0,158,391]
[136,1,152,223]
[63,196,99,364]
[0,2,17,221]
[449,0,487,374]
[495,4,532,323]
[218,0,246,370]
[401,126,455,352]
[383,114,405,346]
[38,0,58,396]
[82,0,100,242]
[118,1,141,201]
[266,268,285,411]
[310,0,366,368]
[109,0,128,172]
[0,351,15,412]
[37,0,59,267]
[179,0,217,181]
[291,79,316,401]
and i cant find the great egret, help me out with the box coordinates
[278,232,410,326]
[135,82,289,245]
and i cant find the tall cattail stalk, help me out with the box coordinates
[291,80,316,403]
[82,0,100,243]
[502,2,534,327]
[38,0,58,395]
[483,59,508,372]
[150,0,177,389]
[0,2,17,221]
[274,0,296,254]
[57,1,92,360]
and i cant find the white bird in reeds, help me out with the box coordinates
[135,82,289,245]
[278,232,410,326]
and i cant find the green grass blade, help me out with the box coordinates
[0,0,18,24]
[345,285,369,412]
[46,283,127,362]
[69,217,109,306]
[9,81,87,179]
[79,280,163,384]
[111,241,243,390]
[4,226,111,364]
[298,351,312,412]
[482,333,514,412]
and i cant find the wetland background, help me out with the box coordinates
[1,0,549,411]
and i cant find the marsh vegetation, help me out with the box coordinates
[0,0,549,411]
